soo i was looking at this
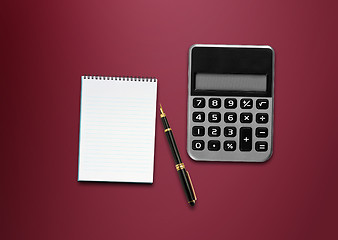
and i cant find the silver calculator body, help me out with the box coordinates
[187,44,274,162]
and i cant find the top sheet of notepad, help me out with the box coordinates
[78,76,157,183]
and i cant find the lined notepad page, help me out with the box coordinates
[78,76,157,183]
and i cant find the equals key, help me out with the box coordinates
[255,141,268,152]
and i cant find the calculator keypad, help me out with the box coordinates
[188,96,273,162]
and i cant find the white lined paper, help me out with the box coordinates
[78,76,157,183]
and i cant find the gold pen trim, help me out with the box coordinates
[186,171,197,201]
[164,128,172,132]
[160,104,166,118]
[175,163,185,171]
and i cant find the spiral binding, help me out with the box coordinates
[83,75,157,82]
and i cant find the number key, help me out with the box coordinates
[192,112,205,122]
[225,98,237,109]
[224,127,236,137]
[192,126,205,136]
[224,112,237,123]
[192,140,205,150]
[208,112,221,123]
[193,98,205,108]
[208,126,221,137]
[209,98,221,108]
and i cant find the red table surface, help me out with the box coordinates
[2,0,338,239]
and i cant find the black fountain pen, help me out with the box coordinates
[160,105,197,206]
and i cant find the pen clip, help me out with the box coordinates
[186,171,197,201]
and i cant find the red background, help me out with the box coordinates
[2,0,338,239]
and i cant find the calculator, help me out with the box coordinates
[187,44,274,162]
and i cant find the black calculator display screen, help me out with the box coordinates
[190,46,273,97]
[195,73,267,92]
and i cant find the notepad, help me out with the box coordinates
[78,76,157,183]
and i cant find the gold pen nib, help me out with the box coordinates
[159,104,166,118]
[160,104,164,114]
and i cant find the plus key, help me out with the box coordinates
[240,127,252,151]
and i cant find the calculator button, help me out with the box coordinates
[224,127,236,137]
[208,126,221,137]
[256,127,268,138]
[209,98,221,108]
[240,98,253,109]
[208,140,221,151]
[192,140,205,150]
[225,98,237,109]
[192,112,205,122]
[208,112,221,123]
[239,127,252,151]
[193,98,205,108]
[224,112,237,123]
[224,141,236,151]
[256,113,269,123]
[255,141,268,151]
[240,113,253,123]
[192,126,205,136]
[256,99,269,109]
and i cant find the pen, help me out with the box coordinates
[160,105,197,206]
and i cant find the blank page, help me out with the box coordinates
[78,76,157,183]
